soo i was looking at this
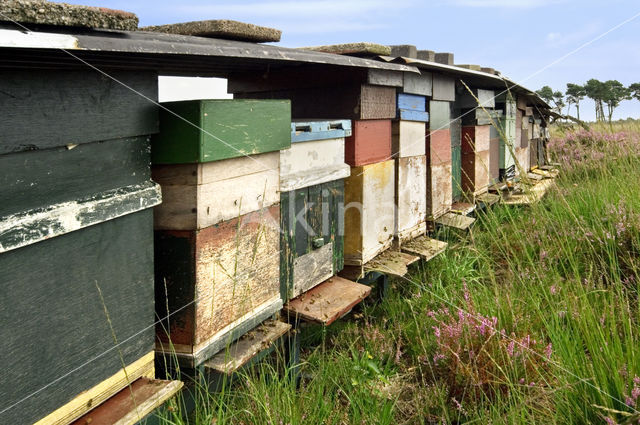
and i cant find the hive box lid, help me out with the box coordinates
[291,119,352,143]
[152,99,291,164]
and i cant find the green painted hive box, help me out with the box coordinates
[152,99,292,164]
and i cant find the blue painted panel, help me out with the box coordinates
[397,93,426,112]
[291,119,352,143]
[397,109,429,122]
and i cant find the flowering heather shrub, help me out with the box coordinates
[547,129,640,170]
[424,284,553,406]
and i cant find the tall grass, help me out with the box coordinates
[155,121,640,424]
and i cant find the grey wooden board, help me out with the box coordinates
[0,210,155,425]
[457,89,495,109]
[432,74,455,101]
[293,244,334,298]
[0,137,150,217]
[367,69,403,87]
[204,320,290,375]
[403,71,432,96]
[365,250,419,277]
[435,212,475,230]
[401,236,447,262]
[0,69,158,155]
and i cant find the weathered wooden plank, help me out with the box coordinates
[515,147,529,175]
[451,202,476,215]
[530,168,558,179]
[398,109,429,122]
[476,192,500,206]
[0,181,161,254]
[503,179,554,205]
[435,212,475,230]
[462,150,490,196]
[365,250,419,277]
[291,119,352,143]
[0,69,157,155]
[427,129,452,166]
[403,71,432,96]
[205,320,291,375]
[280,137,349,191]
[283,276,371,325]
[367,69,404,87]
[36,354,155,425]
[0,137,151,218]
[153,152,280,230]
[426,162,453,219]
[154,205,282,364]
[344,160,395,265]
[152,99,291,164]
[293,244,334,298]
[401,236,447,262]
[461,108,502,126]
[396,156,427,241]
[392,120,426,158]
[432,74,455,101]
[1,211,155,425]
[462,125,491,154]
[345,119,392,166]
[69,378,183,425]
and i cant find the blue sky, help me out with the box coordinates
[86,0,639,121]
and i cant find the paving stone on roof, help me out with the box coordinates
[457,64,482,71]
[389,44,417,58]
[481,67,498,75]
[417,49,435,61]
[0,0,138,31]
[301,42,392,57]
[435,52,454,65]
[142,20,281,43]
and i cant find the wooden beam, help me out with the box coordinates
[283,276,371,326]
[70,378,183,425]
[204,320,291,375]
[34,352,155,425]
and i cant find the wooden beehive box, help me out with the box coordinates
[0,69,163,425]
[396,93,429,122]
[154,205,282,367]
[153,152,280,230]
[280,120,351,301]
[151,99,291,164]
[426,162,453,220]
[345,120,392,166]
[392,120,426,158]
[395,155,427,242]
[343,160,395,265]
[461,125,491,195]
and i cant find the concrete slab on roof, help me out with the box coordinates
[457,64,482,71]
[301,42,392,56]
[389,44,417,58]
[0,0,138,31]
[435,52,454,65]
[417,50,435,61]
[142,19,281,43]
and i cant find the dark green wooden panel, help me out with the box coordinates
[152,100,291,164]
[0,210,155,425]
[279,181,345,301]
[0,70,158,155]
[0,137,151,218]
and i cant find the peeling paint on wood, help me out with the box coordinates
[461,126,491,195]
[153,152,280,230]
[154,205,282,365]
[395,156,427,242]
[0,182,161,254]
[426,162,453,219]
[291,119,352,143]
[344,160,395,265]
[427,129,452,165]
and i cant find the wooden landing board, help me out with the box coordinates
[365,249,420,277]
[450,202,476,215]
[476,192,501,207]
[283,276,371,326]
[401,236,447,262]
[70,378,183,425]
[526,172,544,181]
[488,182,508,193]
[205,320,291,375]
[435,212,476,230]
[503,179,554,206]
[531,168,559,179]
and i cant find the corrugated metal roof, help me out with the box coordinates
[0,26,419,76]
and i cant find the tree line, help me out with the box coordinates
[536,80,640,123]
